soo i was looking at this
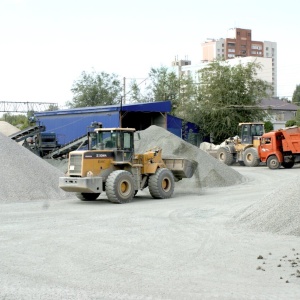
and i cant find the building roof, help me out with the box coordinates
[260,98,299,111]
[35,101,172,117]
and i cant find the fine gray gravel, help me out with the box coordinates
[0,132,72,203]
[0,166,300,300]
[233,172,300,237]
[135,125,245,189]
[1,122,300,299]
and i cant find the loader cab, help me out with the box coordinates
[239,122,264,146]
[88,128,135,162]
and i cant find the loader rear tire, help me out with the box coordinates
[105,170,135,204]
[148,168,175,199]
[76,193,100,201]
[267,155,281,169]
[216,147,234,165]
[243,148,259,167]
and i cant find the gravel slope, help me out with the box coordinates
[0,132,72,203]
[135,125,245,189]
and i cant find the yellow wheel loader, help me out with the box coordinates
[210,122,265,167]
[59,125,197,203]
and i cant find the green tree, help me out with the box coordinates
[144,67,180,104]
[264,120,274,132]
[142,66,199,115]
[1,113,30,129]
[185,61,271,143]
[292,84,300,105]
[285,119,297,127]
[67,70,122,108]
[285,108,300,127]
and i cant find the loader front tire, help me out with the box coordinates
[216,147,234,165]
[148,168,175,199]
[106,170,135,204]
[76,193,100,201]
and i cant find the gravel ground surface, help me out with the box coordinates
[1,122,300,299]
[1,166,300,299]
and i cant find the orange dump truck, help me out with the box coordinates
[258,126,300,169]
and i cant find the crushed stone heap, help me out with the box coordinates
[134,126,245,189]
[0,121,20,136]
[234,177,300,237]
[0,132,72,203]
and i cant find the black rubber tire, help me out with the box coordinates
[238,161,245,166]
[267,155,281,169]
[243,147,259,167]
[281,161,294,169]
[76,193,100,201]
[105,170,135,204]
[148,168,175,199]
[216,147,234,165]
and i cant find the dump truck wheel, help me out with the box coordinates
[267,155,281,169]
[282,161,294,168]
[76,193,100,201]
[243,148,259,167]
[148,168,175,199]
[105,170,135,204]
[216,147,234,165]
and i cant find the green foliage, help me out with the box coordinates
[185,61,271,143]
[0,113,30,130]
[292,85,300,105]
[285,108,300,127]
[68,70,122,108]
[142,67,180,108]
[134,66,199,115]
[285,119,297,127]
[264,120,274,132]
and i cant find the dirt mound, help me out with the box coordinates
[134,126,245,189]
[0,132,72,203]
[0,121,20,136]
[234,176,300,236]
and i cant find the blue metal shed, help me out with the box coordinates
[34,101,199,146]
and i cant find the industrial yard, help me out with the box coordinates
[1,122,300,299]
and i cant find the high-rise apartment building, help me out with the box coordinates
[200,28,277,96]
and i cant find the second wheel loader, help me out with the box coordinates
[211,122,264,167]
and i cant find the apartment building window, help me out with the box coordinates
[228,54,235,58]
[227,42,235,47]
[228,48,235,52]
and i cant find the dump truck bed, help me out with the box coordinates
[281,127,300,153]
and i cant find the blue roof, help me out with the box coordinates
[35,101,172,117]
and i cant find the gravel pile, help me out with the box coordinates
[0,132,72,203]
[234,177,300,236]
[134,125,245,189]
[0,121,20,136]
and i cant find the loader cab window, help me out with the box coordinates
[89,132,98,149]
[240,124,251,144]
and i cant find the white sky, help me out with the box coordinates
[1,0,300,108]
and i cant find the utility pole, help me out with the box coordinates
[123,77,126,104]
